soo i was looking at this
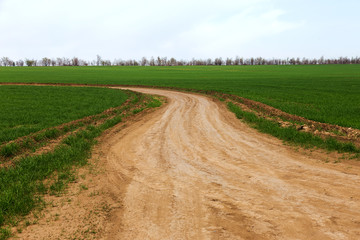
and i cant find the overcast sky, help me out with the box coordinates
[0,0,359,61]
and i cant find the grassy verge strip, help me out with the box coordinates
[227,102,360,155]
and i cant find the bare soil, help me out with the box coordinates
[14,88,360,240]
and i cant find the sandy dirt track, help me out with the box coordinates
[15,88,360,239]
[100,88,360,239]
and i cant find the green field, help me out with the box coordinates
[0,85,128,143]
[1,65,359,129]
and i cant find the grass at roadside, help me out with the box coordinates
[227,102,360,155]
[1,65,359,129]
[0,85,129,143]
[0,93,162,239]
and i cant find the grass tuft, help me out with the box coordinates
[146,98,162,108]
[0,143,20,158]
[0,228,11,240]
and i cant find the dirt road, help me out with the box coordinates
[16,87,360,239]
[99,88,360,239]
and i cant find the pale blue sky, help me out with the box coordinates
[0,0,359,60]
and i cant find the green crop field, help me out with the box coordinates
[1,64,359,129]
[0,85,128,143]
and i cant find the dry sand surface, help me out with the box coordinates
[16,88,360,240]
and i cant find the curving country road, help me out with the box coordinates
[101,88,360,239]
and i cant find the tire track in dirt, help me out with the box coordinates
[101,88,360,239]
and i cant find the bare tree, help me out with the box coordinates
[234,56,240,65]
[61,58,70,66]
[214,57,223,66]
[56,58,63,66]
[141,57,148,66]
[1,57,12,66]
[161,57,168,66]
[72,57,79,66]
[169,57,177,66]
[255,57,264,65]
[16,60,24,66]
[41,57,51,66]
[250,58,255,65]
[239,57,244,65]
[148,57,154,66]
[96,55,102,66]
[156,56,162,66]
[225,58,233,66]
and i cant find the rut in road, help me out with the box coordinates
[104,88,360,240]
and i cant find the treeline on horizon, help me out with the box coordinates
[1,55,360,67]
